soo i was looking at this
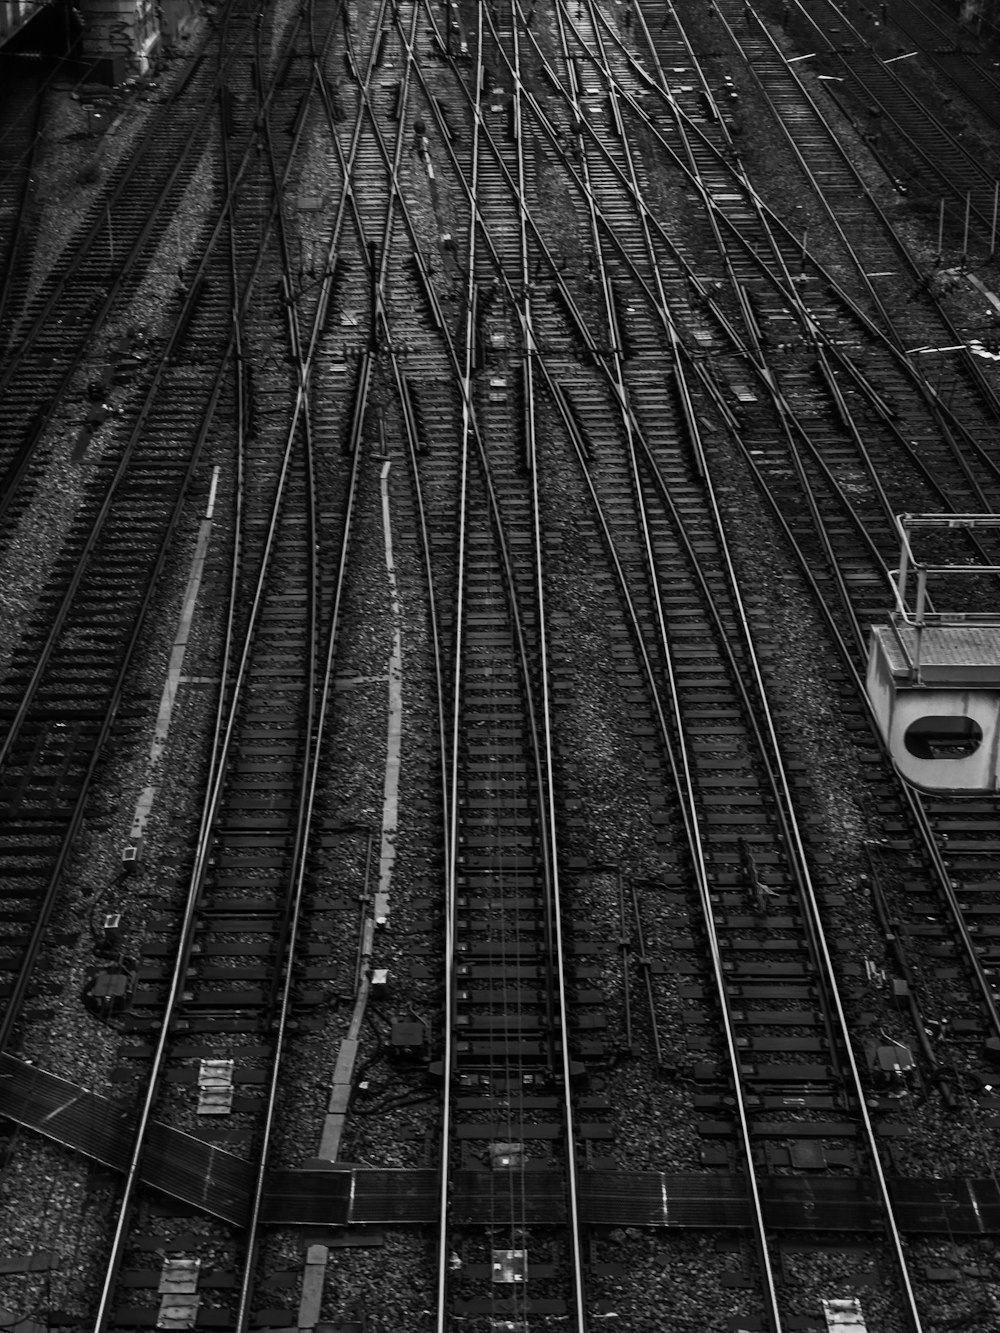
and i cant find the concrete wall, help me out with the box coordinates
[160,0,201,45]
[78,0,160,78]
[0,0,53,47]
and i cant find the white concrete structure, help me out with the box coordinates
[868,623,1000,790]
[867,515,1000,793]
[864,514,1000,789]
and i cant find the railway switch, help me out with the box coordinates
[867,514,1000,791]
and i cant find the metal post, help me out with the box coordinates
[800,227,808,274]
[937,198,944,259]
[991,182,998,259]
[915,565,927,626]
[897,536,910,610]
[962,191,971,267]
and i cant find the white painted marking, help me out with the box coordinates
[316,919,376,1162]
[41,1094,81,1124]
[376,461,403,925]
[296,462,404,1330]
[205,465,220,519]
[130,785,158,841]
[128,467,219,845]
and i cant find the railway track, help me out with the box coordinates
[779,0,1000,240]
[0,53,46,333]
[0,0,281,1062]
[3,0,1000,1327]
[416,0,1000,1317]
[406,12,590,1325]
[0,1,374,1324]
[888,0,1000,129]
[86,4,388,1327]
[518,3,927,1323]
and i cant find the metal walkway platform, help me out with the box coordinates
[583,1172,1000,1233]
[266,1168,1000,1233]
[0,1054,253,1226]
[3,1055,999,1234]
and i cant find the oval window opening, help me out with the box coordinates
[904,715,983,760]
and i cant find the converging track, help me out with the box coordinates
[2,0,1000,1328]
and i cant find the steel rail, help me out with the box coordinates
[574,12,939,604]
[469,0,542,1257]
[356,0,455,874]
[231,3,354,1322]
[384,0,1000,654]
[0,17,256,394]
[0,61,45,336]
[451,15,941,1324]
[427,8,548,1326]
[505,0,561,1077]
[549,3,785,1323]
[424,15,954,1237]
[541,7,1000,563]
[539,343,788,1328]
[371,10,588,1324]
[0,103,281,1057]
[694,2,1000,511]
[890,0,1000,126]
[464,14,947,646]
[184,0,297,967]
[469,5,805,1322]
[719,393,1000,1055]
[783,0,1000,232]
[572,0,841,1067]
[0,34,228,519]
[89,4,353,1322]
[0,20,340,782]
[314,0,451,855]
[91,364,306,1333]
[559,6,1000,500]
[672,306,929,1333]
[607,6,1000,1061]
[431,14,482,1314]
[726,3,1000,490]
[507,9,588,1328]
[554,11,924,1322]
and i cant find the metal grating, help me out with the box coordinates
[451,1170,566,1225]
[260,1167,354,1225]
[350,1169,438,1224]
[0,1053,252,1226]
[762,1177,881,1231]
[2,1053,998,1235]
